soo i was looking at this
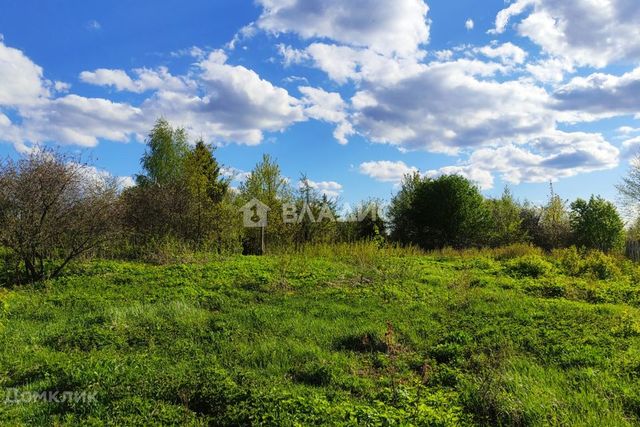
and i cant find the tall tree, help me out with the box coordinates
[124,120,237,252]
[538,184,572,250]
[240,154,291,205]
[485,188,526,247]
[239,155,293,252]
[388,173,422,245]
[137,118,189,186]
[570,196,624,253]
[184,140,229,245]
[389,174,487,249]
[293,175,339,245]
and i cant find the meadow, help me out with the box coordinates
[1,244,640,426]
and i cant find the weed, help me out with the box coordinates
[506,255,553,278]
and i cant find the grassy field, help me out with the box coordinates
[1,244,640,425]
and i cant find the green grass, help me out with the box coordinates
[1,246,640,425]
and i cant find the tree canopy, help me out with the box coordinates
[570,196,624,253]
[389,174,487,249]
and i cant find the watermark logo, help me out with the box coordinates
[240,198,270,228]
[239,200,384,228]
[3,388,97,404]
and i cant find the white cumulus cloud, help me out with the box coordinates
[256,0,431,57]
[299,86,353,144]
[492,0,640,68]
[302,179,343,198]
[359,160,419,184]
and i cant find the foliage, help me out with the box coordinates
[389,174,488,250]
[505,255,553,278]
[570,196,624,253]
[0,150,121,282]
[582,250,621,280]
[388,173,422,245]
[484,188,527,247]
[239,154,292,207]
[238,154,294,253]
[550,247,623,280]
[136,118,189,187]
[123,120,238,254]
[2,249,640,425]
[627,216,640,241]
[537,184,572,250]
[290,175,339,246]
[519,202,543,247]
[122,179,191,245]
[337,198,387,244]
[552,246,584,277]
[183,140,233,248]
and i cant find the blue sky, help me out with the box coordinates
[1,0,639,209]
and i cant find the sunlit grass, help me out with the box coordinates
[1,246,639,425]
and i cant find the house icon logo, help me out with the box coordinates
[240,198,270,228]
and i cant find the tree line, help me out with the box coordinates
[0,118,636,282]
[0,119,382,282]
[388,174,625,253]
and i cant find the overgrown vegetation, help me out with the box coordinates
[390,175,626,253]
[0,151,121,282]
[0,119,635,282]
[2,119,640,425]
[2,246,640,425]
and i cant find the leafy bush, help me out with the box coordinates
[506,255,553,278]
[582,251,621,280]
[0,150,121,282]
[484,188,528,247]
[553,246,584,276]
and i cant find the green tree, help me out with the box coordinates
[185,140,227,203]
[240,154,292,206]
[184,140,229,246]
[519,201,543,246]
[538,184,572,250]
[570,196,624,253]
[388,173,422,245]
[352,198,386,242]
[389,174,487,249]
[124,120,239,253]
[239,155,293,252]
[627,217,640,241]
[485,188,526,247]
[126,119,191,246]
[292,175,340,246]
[137,118,189,186]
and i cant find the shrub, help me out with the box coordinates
[0,150,121,282]
[536,186,572,250]
[583,251,621,280]
[525,280,567,298]
[491,243,544,261]
[506,255,553,278]
[484,188,528,247]
[553,247,584,277]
